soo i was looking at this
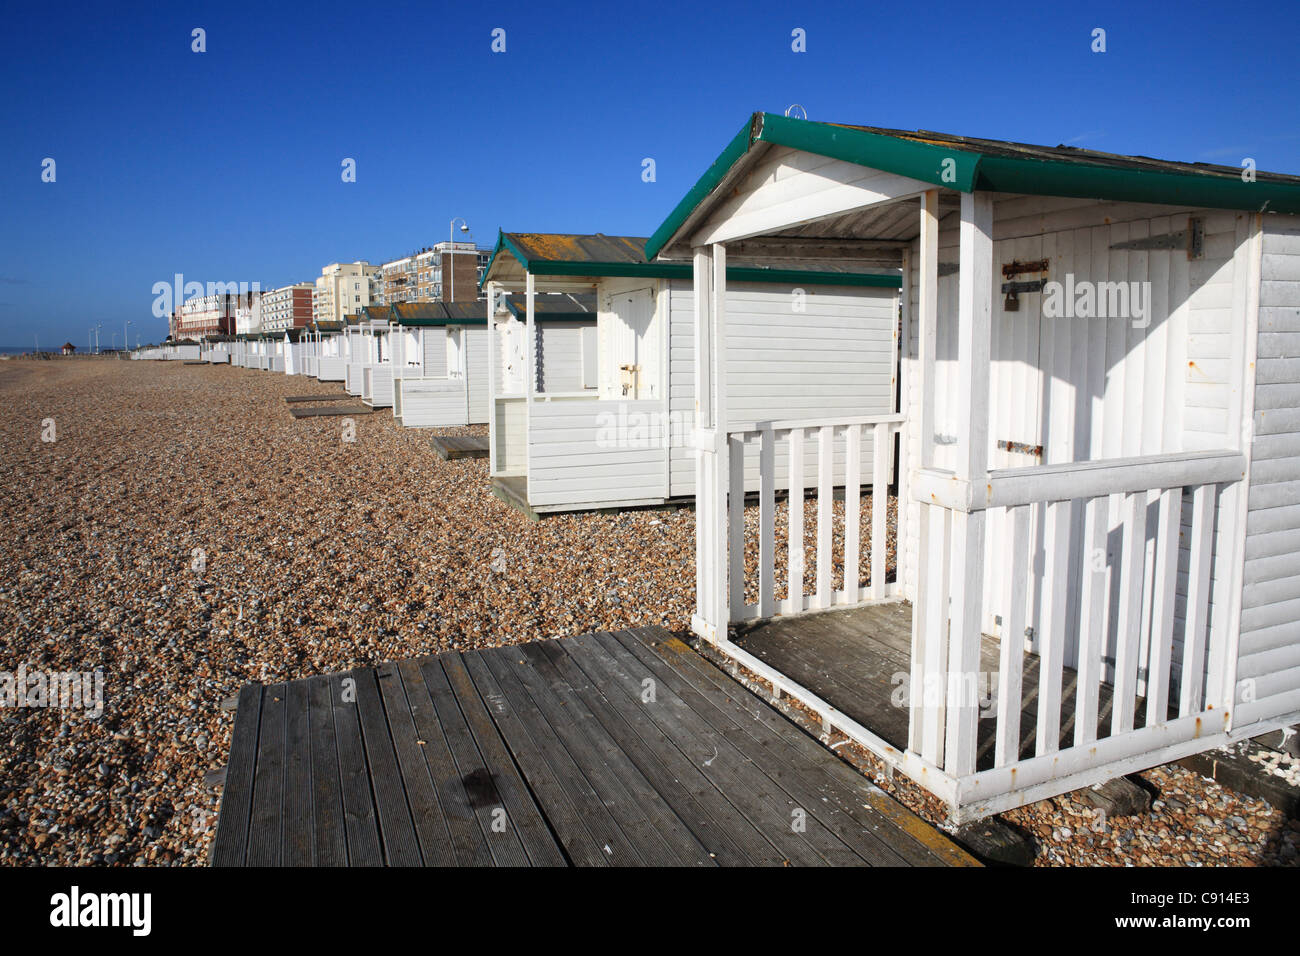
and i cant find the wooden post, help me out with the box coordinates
[525,274,536,497]
[693,246,716,640]
[486,281,497,475]
[944,190,993,777]
[711,243,729,632]
[909,189,942,755]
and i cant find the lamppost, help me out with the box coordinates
[125,320,131,354]
[448,218,469,303]
[94,324,102,354]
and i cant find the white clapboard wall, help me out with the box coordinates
[667,279,899,499]
[1237,213,1300,727]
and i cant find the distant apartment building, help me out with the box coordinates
[176,291,256,339]
[234,292,264,336]
[260,283,314,333]
[313,261,377,324]
[373,243,491,304]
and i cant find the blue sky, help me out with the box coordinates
[1,0,1297,347]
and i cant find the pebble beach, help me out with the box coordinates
[0,358,1294,866]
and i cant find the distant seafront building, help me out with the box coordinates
[175,291,256,340]
[313,261,378,324]
[260,283,314,332]
[234,292,264,336]
[373,243,491,305]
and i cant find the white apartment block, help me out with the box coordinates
[260,283,314,333]
[234,293,263,336]
[313,261,377,324]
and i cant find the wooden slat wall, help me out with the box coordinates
[1238,213,1300,726]
[527,399,667,507]
[463,327,491,425]
[397,380,467,428]
[902,201,1245,678]
[535,320,595,394]
[668,280,898,498]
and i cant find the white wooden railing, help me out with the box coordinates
[909,449,1245,802]
[698,413,905,634]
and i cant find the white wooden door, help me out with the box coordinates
[982,235,1049,647]
[605,288,656,399]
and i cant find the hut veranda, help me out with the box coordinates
[645,111,1300,821]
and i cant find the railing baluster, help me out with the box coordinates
[787,427,804,613]
[1035,499,1071,757]
[995,504,1031,767]
[1112,490,1147,736]
[1180,484,1216,716]
[1074,496,1108,747]
[843,424,861,605]
[871,421,889,600]
[758,426,775,619]
[1146,487,1180,728]
[816,426,833,609]
[728,433,746,620]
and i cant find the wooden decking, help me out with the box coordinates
[210,627,974,867]
[431,434,489,461]
[288,404,373,418]
[284,394,351,404]
[736,603,1136,772]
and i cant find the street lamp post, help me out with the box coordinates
[125,320,131,354]
[448,218,469,303]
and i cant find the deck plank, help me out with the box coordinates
[375,662,459,866]
[246,684,286,867]
[415,658,529,867]
[477,646,644,863]
[209,683,262,866]
[596,630,883,866]
[282,680,314,865]
[329,672,383,866]
[306,675,347,867]
[462,651,607,866]
[548,636,787,866]
[441,654,566,866]
[501,645,692,866]
[354,668,423,865]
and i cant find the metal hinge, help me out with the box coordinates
[1109,216,1204,259]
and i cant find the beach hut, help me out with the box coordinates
[200,334,234,364]
[480,231,901,515]
[645,111,1300,822]
[344,308,392,398]
[388,301,497,427]
[312,319,347,381]
[282,328,307,376]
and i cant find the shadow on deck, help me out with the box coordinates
[210,627,975,867]
[735,603,1146,773]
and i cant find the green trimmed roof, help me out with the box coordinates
[481,230,901,289]
[390,301,489,326]
[500,293,597,321]
[646,112,1300,260]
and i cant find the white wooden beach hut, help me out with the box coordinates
[200,335,233,364]
[481,232,901,515]
[282,329,307,376]
[388,301,494,428]
[646,111,1300,822]
[344,308,392,399]
[312,320,347,381]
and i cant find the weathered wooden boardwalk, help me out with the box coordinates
[211,627,974,867]
[430,434,489,461]
[288,404,372,418]
[284,394,351,404]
